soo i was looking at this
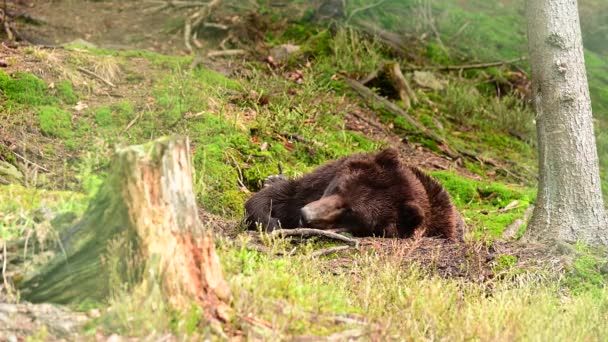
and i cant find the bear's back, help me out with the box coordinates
[408,167,461,240]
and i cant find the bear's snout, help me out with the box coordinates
[300,195,345,228]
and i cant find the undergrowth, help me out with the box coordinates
[1,3,607,339]
[215,236,608,341]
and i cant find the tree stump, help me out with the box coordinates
[19,136,231,321]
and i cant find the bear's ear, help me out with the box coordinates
[374,148,400,170]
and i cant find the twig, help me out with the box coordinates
[280,132,325,147]
[449,21,470,41]
[403,57,527,72]
[311,245,351,257]
[11,150,50,173]
[2,239,12,299]
[122,112,141,133]
[76,67,116,87]
[343,76,460,159]
[225,151,250,193]
[271,228,359,246]
[206,49,246,58]
[203,22,229,30]
[423,0,450,59]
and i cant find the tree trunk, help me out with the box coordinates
[19,136,230,320]
[525,0,608,245]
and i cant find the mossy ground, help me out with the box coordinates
[1,0,607,339]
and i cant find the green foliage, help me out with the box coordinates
[0,70,55,106]
[37,106,72,138]
[94,101,135,129]
[564,243,608,296]
[493,254,519,273]
[430,171,536,238]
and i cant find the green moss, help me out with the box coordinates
[38,106,72,138]
[192,67,241,91]
[564,243,608,296]
[56,80,78,105]
[94,102,135,129]
[493,255,518,273]
[0,70,55,106]
[95,106,113,127]
[429,171,536,238]
[426,41,451,65]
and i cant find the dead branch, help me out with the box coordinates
[343,76,459,159]
[206,49,246,58]
[122,112,141,133]
[501,205,535,240]
[76,67,116,88]
[271,228,359,247]
[280,132,325,147]
[10,150,50,173]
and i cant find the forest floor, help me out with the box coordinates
[1,0,607,341]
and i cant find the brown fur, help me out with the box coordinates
[244,148,463,241]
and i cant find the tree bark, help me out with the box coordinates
[18,136,230,320]
[525,0,608,245]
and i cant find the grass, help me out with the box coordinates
[1,5,607,339]
[430,171,536,239]
[215,236,608,340]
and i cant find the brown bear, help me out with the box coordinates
[244,148,463,241]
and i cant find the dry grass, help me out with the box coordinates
[216,234,608,341]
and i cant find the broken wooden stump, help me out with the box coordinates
[18,136,230,321]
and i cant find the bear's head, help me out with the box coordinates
[300,148,424,237]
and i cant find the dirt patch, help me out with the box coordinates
[11,0,187,54]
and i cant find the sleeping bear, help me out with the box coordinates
[244,148,463,241]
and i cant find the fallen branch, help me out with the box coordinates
[76,67,116,88]
[11,150,50,173]
[404,57,527,72]
[343,76,459,159]
[271,228,359,247]
[121,112,141,133]
[501,205,535,240]
[206,49,246,58]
